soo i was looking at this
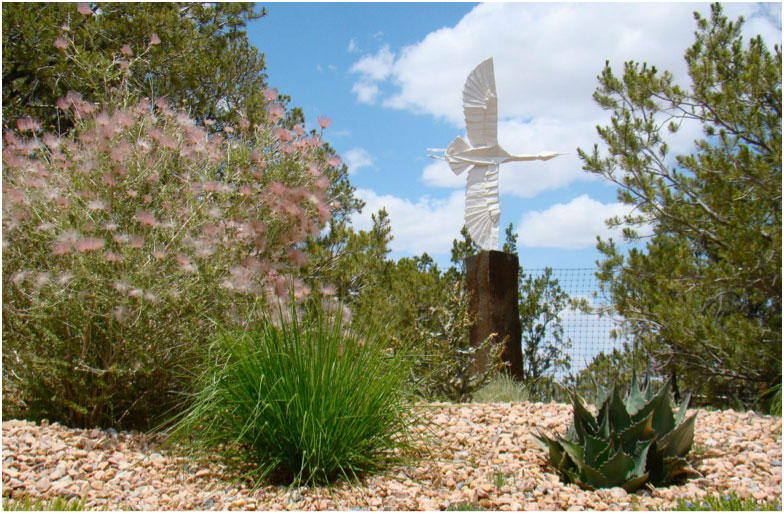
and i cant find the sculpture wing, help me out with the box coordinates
[464,163,500,251]
[463,57,498,148]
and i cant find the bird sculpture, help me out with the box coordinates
[429,57,563,251]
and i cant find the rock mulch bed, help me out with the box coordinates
[2,402,781,510]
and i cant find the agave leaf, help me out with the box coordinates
[565,424,577,442]
[621,472,650,493]
[580,461,612,489]
[673,392,692,427]
[595,384,609,409]
[574,474,596,491]
[645,442,665,485]
[557,436,586,469]
[649,387,676,438]
[661,456,696,484]
[660,413,696,459]
[608,385,633,432]
[598,403,611,439]
[641,369,655,401]
[625,371,647,416]
[583,434,612,468]
[632,439,654,478]
[561,466,581,485]
[598,447,636,487]
[619,409,656,454]
[534,432,571,473]
[571,392,599,441]
[609,430,623,457]
[596,394,609,430]
[531,432,550,452]
[631,382,674,436]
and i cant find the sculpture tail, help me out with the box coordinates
[445,136,472,175]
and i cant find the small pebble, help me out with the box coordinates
[1,405,780,511]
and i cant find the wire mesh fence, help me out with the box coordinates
[523,268,629,375]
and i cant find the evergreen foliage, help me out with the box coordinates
[578,3,781,406]
[3,3,269,133]
[518,267,573,392]
[404,282,505,403]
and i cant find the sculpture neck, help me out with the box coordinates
[507,153,543,162]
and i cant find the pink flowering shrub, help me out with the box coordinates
[2,92,338,429]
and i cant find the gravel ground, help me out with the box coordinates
[2,402,781,511]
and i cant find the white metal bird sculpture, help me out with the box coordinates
[428,57,563,251]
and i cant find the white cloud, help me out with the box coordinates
[377,3,694,124]
[349,45,396,105]
[351,81,380,104]
[347,37,360,53]
[420,159,464,188]
[517,195,630,249]
[495,118,602,198]
[350,189,464,255]
[350,44,395,81]
[375,3,777,125]
[344,147,374,175]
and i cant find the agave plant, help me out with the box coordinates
[533,374,697,492]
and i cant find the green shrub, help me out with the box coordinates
[164,299,423,486]
[534,374,696,492]
[405,282,504,403]
[473,372,530,404]
[2,81,337,429]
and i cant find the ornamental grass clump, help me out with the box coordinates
[2,35,341,429]
[533,373,697,492]
[165,300,423,486]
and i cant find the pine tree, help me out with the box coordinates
[578,3,781,406]
[3,3,269,132]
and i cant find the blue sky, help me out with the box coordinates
[248,2,782,271]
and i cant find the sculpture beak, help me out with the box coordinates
[427,148,447,160]
[537,152,568,160]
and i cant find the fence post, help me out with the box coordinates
[465,250,523,380]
